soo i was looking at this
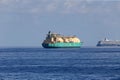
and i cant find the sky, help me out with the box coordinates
[0,0,120,47]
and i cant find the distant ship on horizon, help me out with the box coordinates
[97,38,120,46]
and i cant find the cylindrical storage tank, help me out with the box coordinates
[56,37,64,42]
[73,37,80,42]
[69,38,74,42]
[64,38,69,42]
[51,37,54,42]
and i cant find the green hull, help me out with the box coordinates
[42,42,83,48]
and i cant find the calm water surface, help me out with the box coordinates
[0,47,120,80]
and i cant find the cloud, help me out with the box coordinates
[64,0,79,9]
[0,0,11,4]
[46,2,57,12]
[0,0,19,5]
[0,0,120,14]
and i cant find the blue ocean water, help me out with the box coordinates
[0,47,120,80]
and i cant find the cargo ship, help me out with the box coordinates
[42,31,83,48]
[97,38,120,46]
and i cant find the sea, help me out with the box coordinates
[0,47,120,80]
